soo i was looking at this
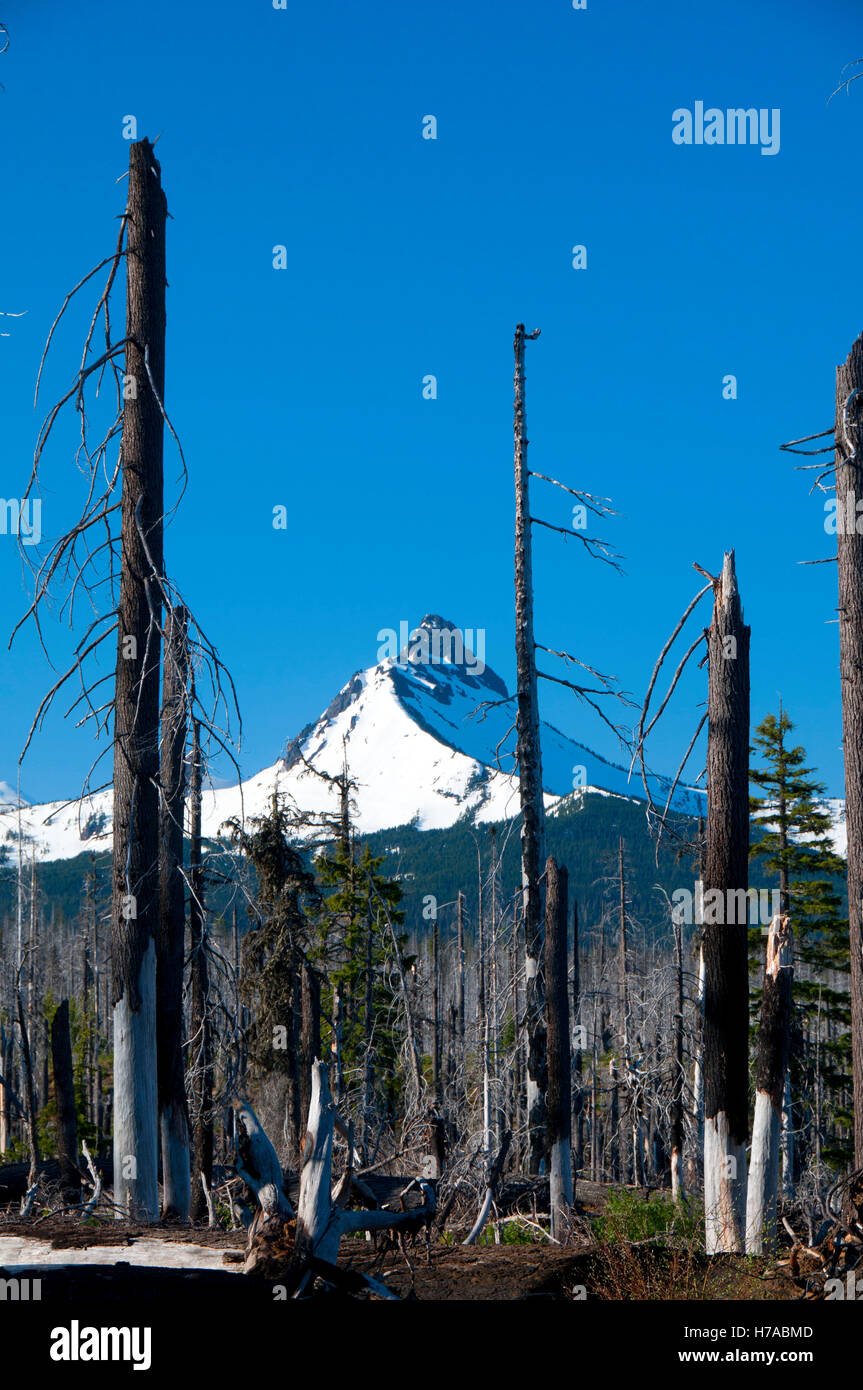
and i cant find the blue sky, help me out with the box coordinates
[0,0,861,804]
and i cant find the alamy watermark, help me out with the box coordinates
[672,878,781,928]
[825,492,863,534]
[672,103,780,156]
[377,621,486,676]
[1,497,41,546]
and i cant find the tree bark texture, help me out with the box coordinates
[157,605,190,1219]
[545,857,572,1237]
[703,550,750,1253]
[745,915,793,1254]
[513,322,546,1174]
[835,332,863,1168]
[111,138,167,1221]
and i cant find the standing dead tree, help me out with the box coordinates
[670,898,687,1205]
[50,999,80,1203]
[10,138,241,1220]
[188,716,214,1222]
[109,137,168,1222]
[746,914,793,1254]
[545,856,572,1238]
[781,333,863,1186]
[631,553,751,1249]
[512,323,547,1174]
[510,322,624,1174]
[157,605,191,1220]
[835,336,863,1174]
[702,551,751,1253]
[16,958,40,1196]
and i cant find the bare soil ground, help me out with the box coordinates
[0,1184,807,1300]
[336,1241,802,1301]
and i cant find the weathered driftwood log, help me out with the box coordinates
[746,915,793,1254]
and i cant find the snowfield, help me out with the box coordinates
[1,614,721,863]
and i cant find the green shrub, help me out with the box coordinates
[593,1188,700,1246]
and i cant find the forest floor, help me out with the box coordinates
[339,1242,802,1301]
[0,1185,807,1300]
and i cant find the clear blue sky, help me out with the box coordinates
[1,0,860,804]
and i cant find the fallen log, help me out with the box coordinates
[0,1156,114,1206]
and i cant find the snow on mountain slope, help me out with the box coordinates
[2,614,705,863]
[0,782,27,810]
[825,799,847,857]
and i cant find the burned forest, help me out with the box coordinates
[1,4,863,1365]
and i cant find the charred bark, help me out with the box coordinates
[571,899,584,1174]
[670,907,686,1205]
[157,605,191,1219]
[545,857,572,1237]
[513,321,547,1173]
[111,138,167,1221]
[702,550,750,1253]
[188,719,213,1223]
[745,915,793,1253]
[836,333,863,1169]
[50,999,80,1202]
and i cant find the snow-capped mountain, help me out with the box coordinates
[2,614,705,863]
[0,782,27,811]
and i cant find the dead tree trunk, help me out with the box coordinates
[50,999,80,1202]
[703,550,750,1253]
[669,906,683,1200]
[836,332,863,1171]
[188,719,213,1222]
[618,836,636,1183]
[17,981,40,1189]
[513,321,547,1174]
[432,919,441,1108]
[745,915,793,1254]
[0,1024,10,1154]
[571,899,584,1174]
[240,1063,435,1295]
[111,138,167,1221]
[299,960,321,1132]
[456,889,466,1108]
[545,857,572,1237]
[157,605,191,1219]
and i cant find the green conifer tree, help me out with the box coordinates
[749,708,851,1167]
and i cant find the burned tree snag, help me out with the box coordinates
[188,717,213,1223]
[157,605,191,1219]
[0,1024,10,1154]
[513,321,547,1174]
[670,904,686,1205]
[50,999,80,1202]
[745,915,793,1254]
[299,959,321,1130]
[111,138,167,1221]
[432,917,442,1109]
[702,550,750,1253]
[545,857,572,1237]
[571,899,584,1173]
[836,332,863,1170]
[16,975,40,1190]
